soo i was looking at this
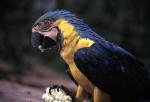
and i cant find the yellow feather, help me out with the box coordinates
[56,19,95,94]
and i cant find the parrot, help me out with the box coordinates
[31,10,150,102]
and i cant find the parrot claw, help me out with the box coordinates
[42,85,72,102]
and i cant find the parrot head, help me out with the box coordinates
[31,14,60,52]
[31,10,77,52]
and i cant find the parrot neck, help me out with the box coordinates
[56,19,94,64]
[55,19,80,53]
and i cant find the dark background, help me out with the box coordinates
[0,0,150,95]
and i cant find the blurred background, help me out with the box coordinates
[0,0,149,101]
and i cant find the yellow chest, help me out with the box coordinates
[57,19,95,93]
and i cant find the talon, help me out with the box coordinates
[57,87,60,92]
[42,85,73,102]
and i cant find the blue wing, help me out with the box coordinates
[74,41,150,101]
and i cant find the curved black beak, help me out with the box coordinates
[31,32,56,52]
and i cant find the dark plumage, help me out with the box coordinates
[74,42,150,101]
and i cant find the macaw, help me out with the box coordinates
[31,10,150,102]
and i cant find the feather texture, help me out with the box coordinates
[74,43,150,101]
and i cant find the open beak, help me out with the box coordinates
[31,32,56,52]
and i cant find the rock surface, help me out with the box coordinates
[0,80,43,102]
[0,61,76,102]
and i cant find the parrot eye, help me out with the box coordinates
[39,20,53,32]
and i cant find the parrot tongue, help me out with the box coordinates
[38,36,56,52]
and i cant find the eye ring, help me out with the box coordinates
[40,26,57,32]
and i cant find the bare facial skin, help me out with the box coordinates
[32,20,59,41]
